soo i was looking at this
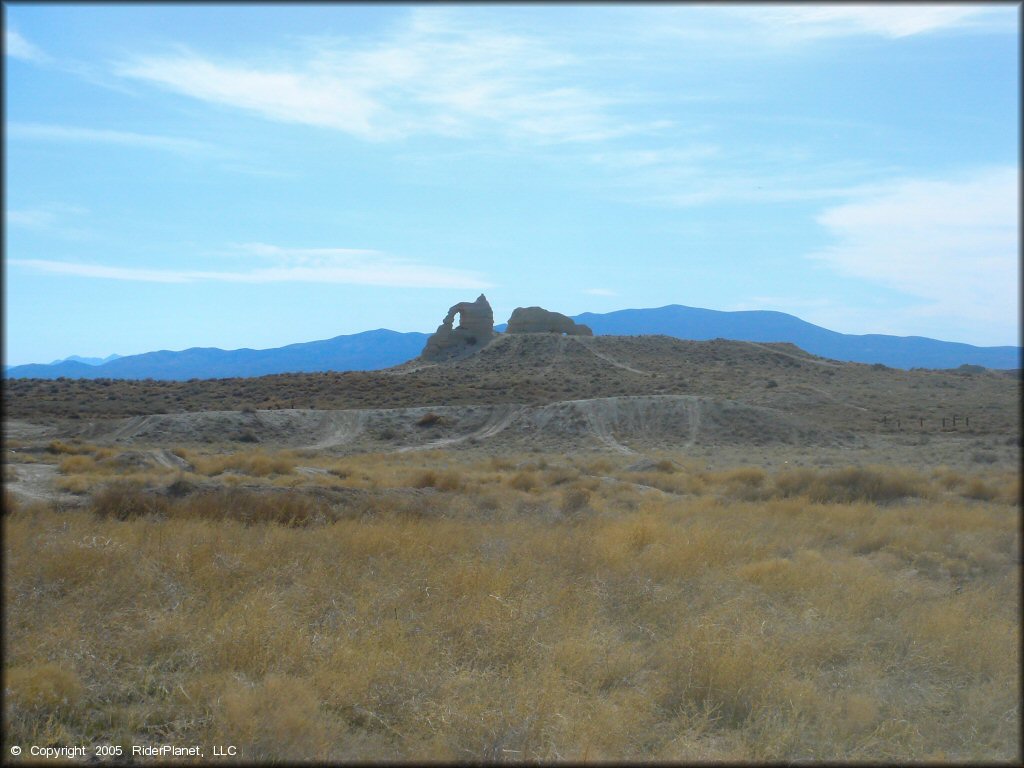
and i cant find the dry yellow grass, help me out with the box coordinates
[3,450,1020,762]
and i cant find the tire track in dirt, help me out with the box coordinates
[571,337,650,375]
[306,410,370,450]
[5,463,81,506]
[395,404,525,453]
[740,340,841,368]
[684,397,702,448]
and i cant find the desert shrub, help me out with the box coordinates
[716,467,768,500]
[413,470,462,492]
[971,451,997,465]
[3,489,20,515]
[58,455,97,474]
[198,451,294,477]
[560,487,592,515]
[508,471,538,492]
[235,430,260,443]
[173,488,326,527]
[45,440,90,455]
[653,459,678,473]
[932,468,965,491]
[962,478,998,502]
[542,466,579,485]
[5,663,84,713]
[775,466,928,504]
[55,475,92,494]
[91,481,170,520]
[629,471,705,495]
[216,675,329,761]
[815,467,929,504]
[416,412,443,428]
[583,457,615,475]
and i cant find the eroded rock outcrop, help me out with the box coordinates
[506,306,593,336]
[422,294,495,360]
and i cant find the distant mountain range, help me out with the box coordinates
[571,306,1020,370]
[5,330,429,381]
[49,354,123,366]
[5,305,1019,380]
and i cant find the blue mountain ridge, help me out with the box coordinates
[5,305,1019,380]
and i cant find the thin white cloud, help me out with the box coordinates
[6,204,91,240]
[583,288,617,297]
[8,122,211,155]
[740,5,994,40]
[11,260,195,284]
[6,29,48,62]
[808,166,1019,342]
[115,10,634,143]
[7,210,56,229]
[591,146,880,207]
[10,244,492,290]
[635,4,1015,52]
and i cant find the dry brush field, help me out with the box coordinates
[4,438,1020,762]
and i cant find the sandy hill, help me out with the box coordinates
[5,333,1018,457]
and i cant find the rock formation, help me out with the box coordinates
[421,294,495,360]
[505,306,593,336]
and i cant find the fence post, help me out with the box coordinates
[966,416,969,427]
[942,418,946,428]
[919,418,923,427]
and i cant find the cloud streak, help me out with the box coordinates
[11,243,492,290]
[8,122,211,155]
[590,146,880,207]
[6,29,48,62]
[808,166,1019,341]
[736,4,1009,40]
[114,10,634,143]
[6,204,91,240]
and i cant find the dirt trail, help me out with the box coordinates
[684,398,702,447]
[149,448,192,470]
[4,420,59,442]
[5,463,81,506]
[790,384,870,412]
[572,337,650,375]
[305,410,370,450]
[395,404,525,453]
[739,340,841,368]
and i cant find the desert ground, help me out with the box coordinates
[4,334,1020,762]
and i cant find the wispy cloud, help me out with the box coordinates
[11,243,492,290]
[115,9,636,143]
[734,4,1010,41]
[6,28,48,62]
[808,166,1019,341]
[590,146,880,207]
[8,122,211,155]
[6,204,91,240]
[634,4,1015,52]
[7,209,57,229]
[583,288,617,297]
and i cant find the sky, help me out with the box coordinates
[4,3,1020,366]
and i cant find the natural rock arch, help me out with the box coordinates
[421,294,495,360]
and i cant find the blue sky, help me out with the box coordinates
[4,3,1019,366]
